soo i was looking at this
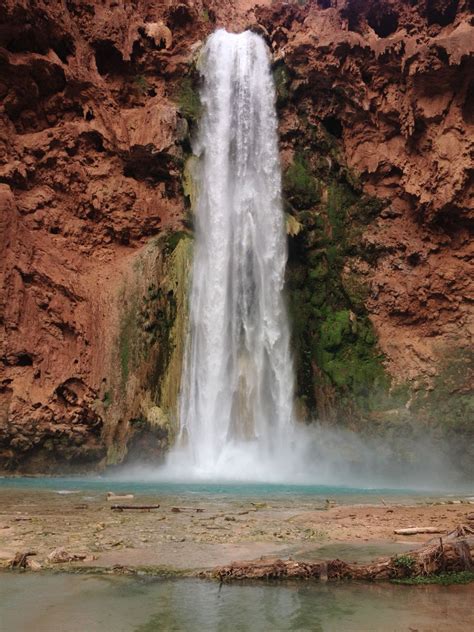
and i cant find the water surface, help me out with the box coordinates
[1,573,472,631]
[0,476,460,504]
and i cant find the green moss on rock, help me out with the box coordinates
[106,231,192,464]
[285,125,390,422]
[177,77,201,124]
[273,64,290,104]
[283,156,321,210]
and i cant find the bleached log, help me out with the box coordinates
[394,527,446,535]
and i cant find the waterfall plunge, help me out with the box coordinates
[166,30,302,482]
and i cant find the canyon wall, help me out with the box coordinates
[0,0,472,473]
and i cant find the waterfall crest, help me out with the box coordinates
[168,30,296,480]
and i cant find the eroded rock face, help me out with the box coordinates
[0,0,194,471]
[0,0,472,472]
[256,0,473,381]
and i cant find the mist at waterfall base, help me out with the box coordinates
[121,419,469,491]
[126,30,466,492]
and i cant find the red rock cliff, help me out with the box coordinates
[0,0,472,472]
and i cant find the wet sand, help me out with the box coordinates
[1,487,473,573]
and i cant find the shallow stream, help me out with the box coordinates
[1,573,473,631]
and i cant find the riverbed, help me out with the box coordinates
[0,478,472,573]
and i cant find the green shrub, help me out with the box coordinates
[394,554,416,571]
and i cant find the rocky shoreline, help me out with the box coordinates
[1,486,473,581]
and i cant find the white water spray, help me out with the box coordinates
[166,30,297,481]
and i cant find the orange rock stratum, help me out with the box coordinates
[0,0,472,473]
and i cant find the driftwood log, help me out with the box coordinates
[107,493,134,501]
[110,504,161,512]
[9,551,36,569]
[204,528,474,582]
[394,527,446,535]
[171,507,205,513]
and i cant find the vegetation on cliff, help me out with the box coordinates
[282,115,390,423]
[104,232,192,465]
[1,0,472,472]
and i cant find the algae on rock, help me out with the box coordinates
[104,232,192,465]
[159,234,192,426]
[283,123,392,424]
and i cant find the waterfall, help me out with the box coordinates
[168,30,296,480]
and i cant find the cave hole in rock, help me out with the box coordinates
[433,202,471,235]
[79,131,105,153]
[52,36,75,63]
[93,41,125,76]
[407,252,422,266]
[6,23,49,54]
[167,4,194,29]
[5,21,74,62]
[19,270,34,284]
[117,229,130,245]
[322,116,343,139]
[15,353,34,366]
[425,0,459,26]
[317,0,332,8]
[65,144,78,157]
[362,69,373,85]
[86,207,100,221]
[66,0,95,18]
[124,145,174,183]
[29,61,66,99]
[435,46,450,65]
[409,117,428,147]
[343,5,360,32]
[367,6,399,37]
[131,40,145,64]
[462,81,474,124]
[55,384,78,406]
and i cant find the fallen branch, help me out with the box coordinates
[204,530,473,582]
[9,551,36,569]
[447,525,474,538]
[394,527,446,535]
[171,507,205,513]
[110,504,161,512]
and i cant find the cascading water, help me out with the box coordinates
[166,29,299,481]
